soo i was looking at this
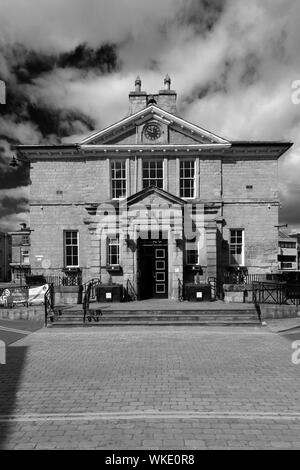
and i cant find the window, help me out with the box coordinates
[107,237,120,265]
[229,229,244,266]
[22,234,30,245]
[186,238,199,265]
[279,241,296,249]
[142,160,163,189]
[64,231,79,267]
[21,249,30,265]
[111,160,126,199]
[180,160,195,198]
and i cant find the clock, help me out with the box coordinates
[143,123,161,141]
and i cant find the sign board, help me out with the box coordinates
[0,287,29,307]
[0,284,48,306]
[28,284,48,305]
[196,291,203,299]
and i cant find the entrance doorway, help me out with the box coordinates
[138,239,168,299]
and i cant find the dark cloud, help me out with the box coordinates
[11,42,120,84]
[0,40,120,230]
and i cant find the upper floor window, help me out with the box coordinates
[64,231,79,267]
[107,236,120,265]
[229,229,244,266]
[22,234,30,245]
[142,160,163,189]
[180,160,195,198]
[111,160,126,199]
[279,241,296,249]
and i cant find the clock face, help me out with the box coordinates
[144,123,161,141]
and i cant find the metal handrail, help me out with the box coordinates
[208,277,224,300]
[83,278,102,323]
[44,283,54,326]
[178,278,184,301]
[126,279,138,301]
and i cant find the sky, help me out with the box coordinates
[0,0,300,232]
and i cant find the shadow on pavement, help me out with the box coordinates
[0,345,27,449]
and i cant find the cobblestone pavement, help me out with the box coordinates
[0,326,300,450]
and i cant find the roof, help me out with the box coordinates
[278,231,298,242]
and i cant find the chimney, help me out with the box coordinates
[129,76,147,114]
[129,75,177,115]
[158,74,177,114]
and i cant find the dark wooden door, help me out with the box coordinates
[138,240,168,299]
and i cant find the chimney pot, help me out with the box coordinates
[135,75,141,92]
[164,74,171,90]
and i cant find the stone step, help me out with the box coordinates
[57,309,257,316]
[54,313,258,321]
[50,319,261,327]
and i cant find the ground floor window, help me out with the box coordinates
[229,229,244,266]
[64,231,79,267]
[186,238,199,265]
[21,248,30,265]
[107,236,120,265]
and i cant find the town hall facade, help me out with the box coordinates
[16,76,292,299]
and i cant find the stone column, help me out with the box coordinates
[169,230,183,300]
[205,223,217,279]
[86,226,101,282]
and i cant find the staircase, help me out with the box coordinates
[49,303,261,327]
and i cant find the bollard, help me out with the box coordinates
[0,340,6,365]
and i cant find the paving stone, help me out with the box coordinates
[0,326,299,449]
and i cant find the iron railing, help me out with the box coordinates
[221,273,272,285]
[208,277,224,300]
[178,278,184,301]
[83,278,102,323]
[252,282,300,306]
[44,283,54,326]
[45,274,82,286]
[125,279,138,301]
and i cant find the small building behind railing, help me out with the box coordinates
[278,231,298,272]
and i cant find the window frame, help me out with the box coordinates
[111,159,127,200]
[21,234,30,245]
[229,228,245,267]
[180,159,196,199]
[186,237,199,266]
[107,236,120,266]
[64,230,79,268]
[142,159,164,189]
[21,248,30,265]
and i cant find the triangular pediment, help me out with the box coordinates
[123,186,186,208]
[80,105,230,146]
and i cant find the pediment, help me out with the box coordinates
[80,105,230,146]
[123,186,186,208]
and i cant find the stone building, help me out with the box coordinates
[278,231,298,271]
[8,224,31,284]
[16,76,292,299]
